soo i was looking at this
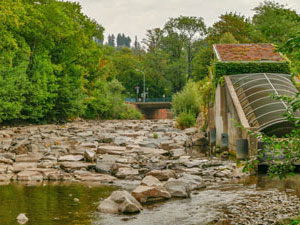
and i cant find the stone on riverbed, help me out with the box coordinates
[84,149,95,162]
[132,185,171,203]
[17,171,43,181]
[177,173,206,190]
[141,175,163,188]
[115,167,139,179]
[0,173,13,181]
[59,162,90,172]
[98,190,143,214]
[146,169,176,181]
[97,146,126,155]
[164,179,191,198]
[17,213,28,224]
[74,171,116,182]
[58,155,84,162]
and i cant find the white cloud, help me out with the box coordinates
[68,0,300,42]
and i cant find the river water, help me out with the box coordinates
[0,182,117,225]
[1,175,300,225]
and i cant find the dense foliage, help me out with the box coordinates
[176,112,196,129]
[242,94,300,178]
[213,61,291,83]
[172,79,211,128]
[0,0,141,123]
[1,0,300,125]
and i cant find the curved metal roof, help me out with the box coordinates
[229,73,300,136]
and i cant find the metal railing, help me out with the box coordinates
[125,97,172,103]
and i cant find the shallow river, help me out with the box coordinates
[1,175,300,225]
[0,182,117,225]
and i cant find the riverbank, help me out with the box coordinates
[0,119,300,224]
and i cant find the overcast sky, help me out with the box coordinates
[68,0,300,43]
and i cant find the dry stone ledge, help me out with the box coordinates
[58,155,84,162]
[98,190,143,214]
[59,162,91,171]
[17,171,43,181]
[13,163,38,172]
[97,146,126,155]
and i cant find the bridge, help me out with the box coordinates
[125,98,173,119]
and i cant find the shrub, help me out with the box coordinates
[176,112,196,129]
[172,80,202,116]
[119,105,143,120]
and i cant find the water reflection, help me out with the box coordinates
[0,182,117,225]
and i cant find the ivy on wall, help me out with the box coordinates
[214,61,291,81]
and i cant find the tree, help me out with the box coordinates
[192,40,212,80]
[219,32,239,44]
[252,1,300,45]
[107,34,115,47]
[142,28,164,52]
[207,12,263,43]
[117,33,131,48]
[164,16,207,80]
[133,35,142,55]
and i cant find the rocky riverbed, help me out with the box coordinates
[0,119,300,225]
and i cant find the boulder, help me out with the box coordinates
[17,171,43,181]
[98,190,143,214]
[164,179,191,198]
[115,167,139,179]
[183,127,198,135]
[177,173,206,190]
[98,199,119,214]
[141,175,163,188]
[146,170,176,181]
[132,185,171,203]
[191,132,208,146]
[171,149,186,158]
[84,149,96,162]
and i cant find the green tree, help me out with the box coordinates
[252,1,300,45]
[219,32,239,44]
[142,28,164,52]
[107,34,115,47]
[164,16,207,80]
[208,12,264,43]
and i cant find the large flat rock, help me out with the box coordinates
[97,146,126,155]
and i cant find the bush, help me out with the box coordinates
[83,79,142,120]
[176,112,196,129]
[172,80,202,116]
[119,105,143,120]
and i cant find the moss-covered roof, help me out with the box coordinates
[213,44,285,62]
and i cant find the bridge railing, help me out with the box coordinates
[125,97,172,103]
